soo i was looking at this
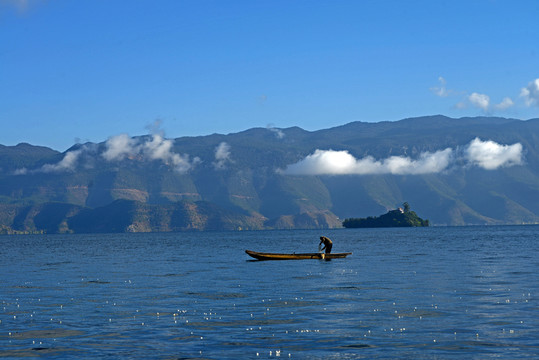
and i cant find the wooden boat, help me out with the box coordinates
[245,249,352,261]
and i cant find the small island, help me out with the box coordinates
[342,202,429,228]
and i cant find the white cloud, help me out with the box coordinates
[430,76,450,97]
[432,77,514,112]
[171,153,197,173]
[468,92,490,111]
[520,78,539,106]
[215,142,231,161]
[102,134,138,161]
[494,97,514,110]
[143,134,173,161]
[282,148,454,175]
[40,150,82,173]
[457,93,513,112]
[465,138,523,170]
[386,149,454,174]
[213,142,231,170]
[142,134,197,172]
[282,139,524,175]
[267,124,285,139]
[101,133,197,173]
[13,144,99,174]
[13,133,200,174]
[13,167,28,175]
[283,150,356,175]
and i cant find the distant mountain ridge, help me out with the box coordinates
[1,115,539,233]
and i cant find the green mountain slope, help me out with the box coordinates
[1,115,539,232]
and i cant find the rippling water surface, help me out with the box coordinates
[1,226,538,359]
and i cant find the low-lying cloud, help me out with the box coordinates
[14,149,83,174]
[40,149,83,173]
[213,142,232,170]
[12,135,524,177]
[14,145,95,174]
[102,134,137,161]
[465,138,523,170]
[15,134,200,175]
[267,124,285,139]
[282,148,453,175]
[102,134,197,173]
[281,138,524,175]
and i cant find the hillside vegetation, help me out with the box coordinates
[1,116,539,233]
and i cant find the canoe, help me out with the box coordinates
[245,250,352,261]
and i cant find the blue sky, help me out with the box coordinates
[1,0,539,151]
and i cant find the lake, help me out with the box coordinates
[1,226,538,359]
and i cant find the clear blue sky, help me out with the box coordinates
[1,0,539,151]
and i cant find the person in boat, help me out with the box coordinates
[319,236,333,254]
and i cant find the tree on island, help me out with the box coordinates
[342,202,429,228]
[403,201,411,213]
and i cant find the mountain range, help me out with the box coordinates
[1,115,539,233]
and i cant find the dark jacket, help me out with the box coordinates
[319,236,333,254]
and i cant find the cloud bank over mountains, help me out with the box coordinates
[11,122,290,175]
[282,138,523,176]
[13,125,290,175]
[465,138,523,170]
[15,134,203,175]
[12,130,524,177]
[102,134,196,173]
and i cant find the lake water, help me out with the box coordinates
[1,226,538,359]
